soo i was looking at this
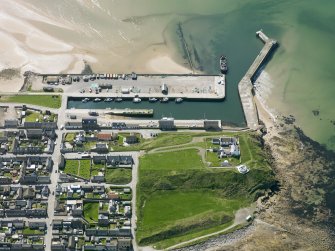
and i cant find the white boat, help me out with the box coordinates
[133,97,141,103]
[93,98,102,102]
[82,98,90,103]
[175,98,183,103]
[149,98,158,103]
[104,98,113,102]
[115,98,123,102]
[160,97,169,103]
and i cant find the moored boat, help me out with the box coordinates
[175,98,183,103]
[104,98,113,102]
[149,98,158,103]
[220,55,228,73]
[82,98,90,103]
[160,97,169,103]
[93,98,102,102]
[115,97,123,102]
[133,97,141,103]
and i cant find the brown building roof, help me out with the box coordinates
[97,133,111,141]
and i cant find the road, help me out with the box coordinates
[43,93,66,251]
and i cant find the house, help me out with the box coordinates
[212,138,220,145]
[124,135,138,144]
[59,155,65,169]
[24,122,42,129]
[107,240,118,251]
[93,155,106,165]
[106,155,133,167]
[159,118,175,130]
[111,132,118,140]
[26,129,43,139]
[44,129,57,139]
[95,143,108,153]
[204,120,221,131]
[72,206,83,217]
[107,192,120,200]
[65,121,82,129]
[118,237,132,249]
[98,214,109,226]
[92,175,105,183]
[23,187,35,199]
[28,222,46,230]
[23,121,57,129]
[0,133,8,142]
[230,144,240,157]
[0,176,11,184]
[82,118,98,130]
[97,133,112,141]
[52,220,63,230]
[45,76,59,84]
[220,137,236,146]
[4,120,18,128]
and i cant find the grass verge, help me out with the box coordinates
[0,95,61,108]
[105,168,132,184]
[83,202,99,223]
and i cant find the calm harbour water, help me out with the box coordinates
[26,0,335,150]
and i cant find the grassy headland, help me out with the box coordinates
[136,132,276,248]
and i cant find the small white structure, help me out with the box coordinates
[246,215,253,222]
[236,165,249,174]
[121,88,130,94]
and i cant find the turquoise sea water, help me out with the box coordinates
[24,0,335,150]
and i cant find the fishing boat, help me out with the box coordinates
[133,97,141,103]
[115,97,123,102]
[93,98,102,102]
[104,98,113,102]
[160,97,169,103]
[81,98,90,103]
[220,55,228,73]
[148,98,158,103]
[175,98,183,103]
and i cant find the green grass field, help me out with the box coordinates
[63,160,79,176]
[136,132,276,248]
[65,133,76,142]
[25,111,41,122]
[140,190,247,229]
[83,202,99,223]
[140,149,204,170]
[0,95,62,108]
[79,160,91,179]
[138,190,249,248]
[105,168,132,184]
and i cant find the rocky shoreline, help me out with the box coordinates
[176,115,335,251]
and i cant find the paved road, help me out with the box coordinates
[44,95,66,251]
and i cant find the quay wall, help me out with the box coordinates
[238,31,278,130]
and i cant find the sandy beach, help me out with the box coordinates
[146,55,192,74]
[0,0,192,92]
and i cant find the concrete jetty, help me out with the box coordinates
[238,30,278,130]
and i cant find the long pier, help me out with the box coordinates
[238,30,278,129]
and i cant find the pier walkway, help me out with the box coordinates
[238,30,277,130]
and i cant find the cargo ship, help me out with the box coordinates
[106,108,153,117]
[220,55,228,74]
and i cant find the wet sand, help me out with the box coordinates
[0,0,191,87]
